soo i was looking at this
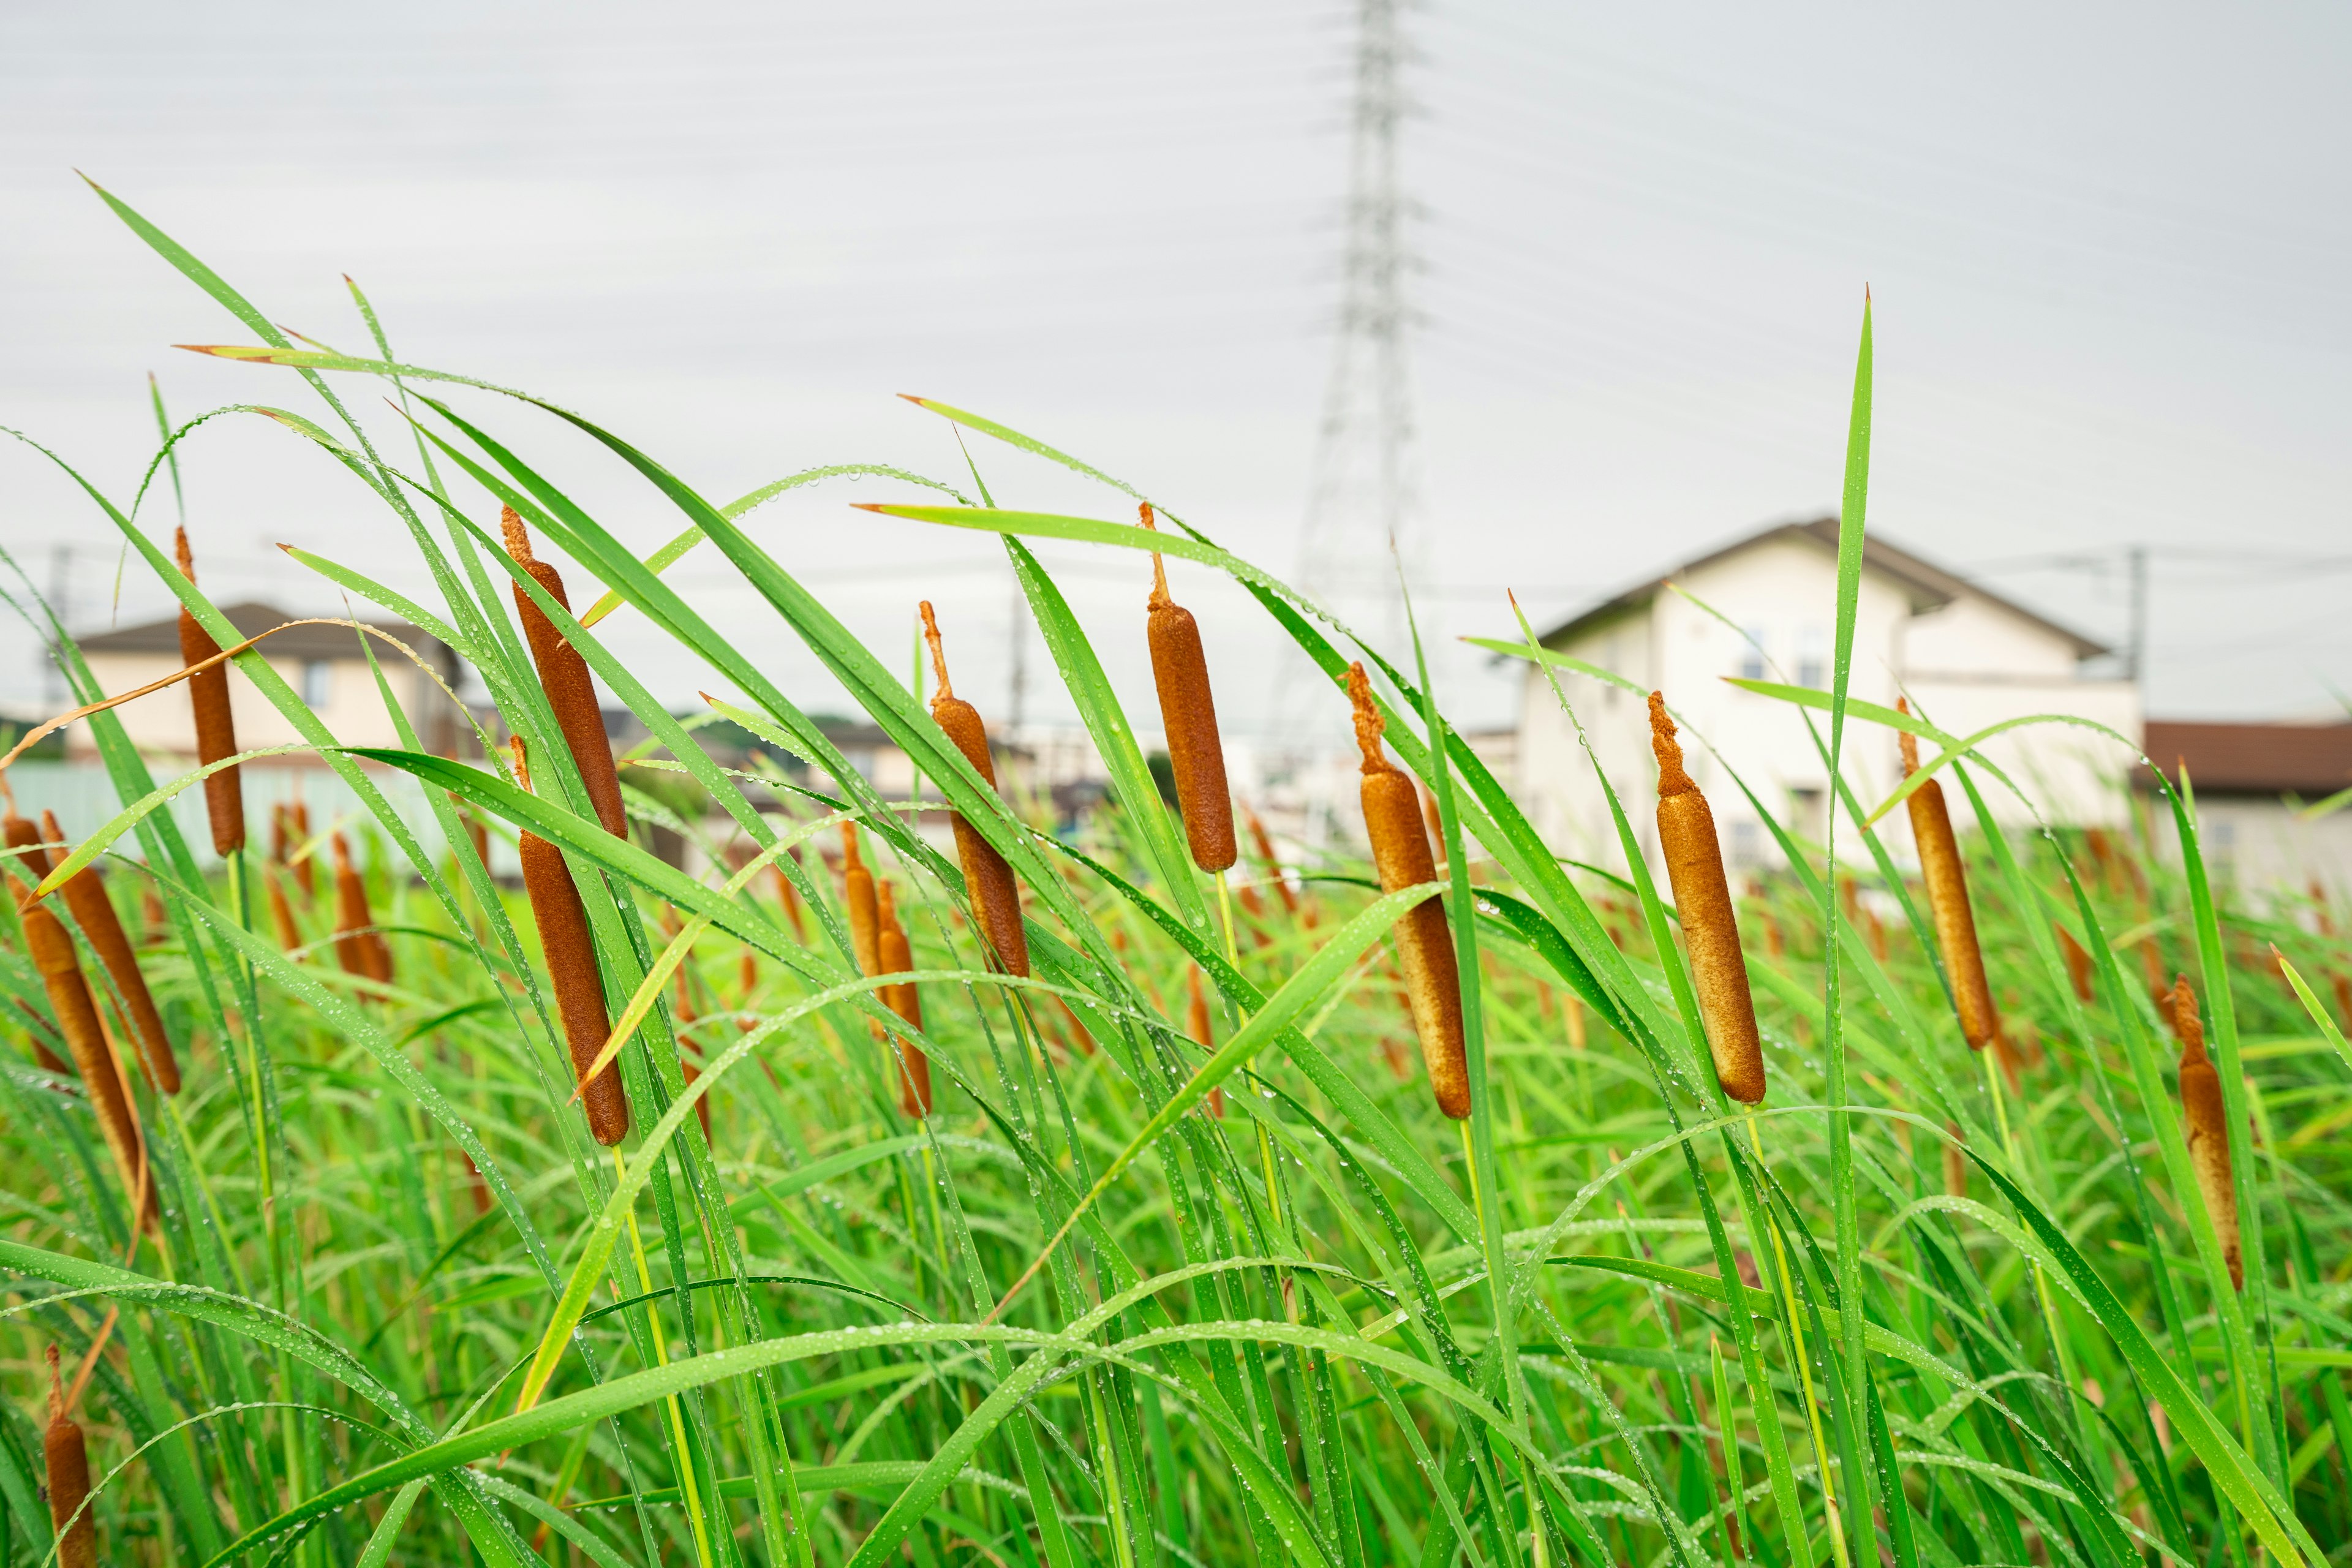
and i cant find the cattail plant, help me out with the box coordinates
[1138,505,1238,873]
[876,880,930,1117]
[266,870,302,952]
[1187,965,1223,1118]
[288,798,314,897]
[329,834,393,989]
[921,602,1028,978]
[2172,974,2242,1290]
[13,870,149,1220]
[138,884,167,946]
[840,821,881,978]
[1649,693,1767,1105]
[513,739,628,1146]
[1246,807,1300,916]
[2,774,48,877]
[173,528,244,856]
[1346,663,1468,1119]
[43,1347,95,1568]
[2056,912,2095,1005]
[503,507,627,840]
[1898,701,1998,1050]
[42,812,176,1095]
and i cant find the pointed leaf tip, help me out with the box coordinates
[896,393,928,406]
[850,502,886,513]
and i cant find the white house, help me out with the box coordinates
[1512,517,2141,876]
[71,601,466,763]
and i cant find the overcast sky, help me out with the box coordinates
[2,1,2346,750]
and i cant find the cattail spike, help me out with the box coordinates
[42,810,177,1095]
[1898,697,1999,1050]
[2171,974,2242,1290]
[14,870,151,1222]
[43,1344,95,1568]
[922,603,1028,976]
[919,600,952,700]
[1346,663,1387,774]
[1140,503,1170,605]
[174,525,194,580]
[1649,692,1697,798]
[503,515,627,839]
[1144,512,1237,871]
[514,742,628,1145]
[876,878,930,1117]
[1648,692,1766,1104]
[1346,662,1469,1118]
[174,528,245,855]
[501,505,535,563]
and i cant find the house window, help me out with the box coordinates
[302,660,331,706]
[1737,627,1766,682]
[1796,626,1826,688]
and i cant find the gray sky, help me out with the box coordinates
[3,1,2346,747]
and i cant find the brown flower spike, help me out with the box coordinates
[1140,504,1237,872]
[42,812,177,1095]
[329,834,394,989]
[513,739,630,1145]
[13,870,151,1221]
[876,879,930,1117]
[1649,693,1766,1104]
[503,508,628,840]
[921,602,1029,978]
[45,1347,96,1568]
[841,821,881,979]
[1347,663,1468,1119]
[174,529,245,855]
[2172,974,2242,1291]
[1898,703,1998,1049]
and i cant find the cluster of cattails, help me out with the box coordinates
[1649,694,1767,1106]
[1898,701,1998,1051]
[328,834,394,990]
[503,509,627,840]
[921,603,1029,979]
[2171,974,2242,1290]
[1349,664,1469,1119]
[176,529,246,858]
[513,739,628,1145]
[43,1347,96,1568]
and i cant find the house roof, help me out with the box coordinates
[1536,516,2109,660]
[77,601,454,671]
[2138,720,2352,797]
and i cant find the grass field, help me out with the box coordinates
[2,191,2348,1568]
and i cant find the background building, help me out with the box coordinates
[1512,516,2141,876]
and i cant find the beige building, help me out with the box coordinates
[1514,517,2141,875]
[72,602,465,764]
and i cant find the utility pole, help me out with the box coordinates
[1294,0,1420,667]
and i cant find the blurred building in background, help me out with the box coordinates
[2140,721,2352,895]
[1510,516,2142,876]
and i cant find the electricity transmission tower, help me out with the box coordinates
[1294,0,1422,662]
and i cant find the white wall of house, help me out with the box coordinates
[1517,531,2141,881]
[70,652,449,761]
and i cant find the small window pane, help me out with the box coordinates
[303,660,331,706]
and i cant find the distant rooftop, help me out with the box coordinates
[78,601,456,671]
[1538,516,2108,660]
[2139,719,2352,797]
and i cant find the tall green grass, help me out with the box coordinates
[1,189,2346,1568]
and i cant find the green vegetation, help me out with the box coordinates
[2,193,2346,1568]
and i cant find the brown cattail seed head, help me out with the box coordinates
[1140,504,1238,872]
[267,869,301,951]
[175,528,245,856]
[14,872,151,1221]
[503,507,628,840]
[1898,698,1998,1049]
[328,834,393,987]
[1649,693,1767,1104]
[922,601,1030,978]
[513,738,628,1145]
[42,812,176,1095]
[45,1346,96,1568]
[876,880,930,1117]
[1346,663,1469,1119]
[4,774,50,879]
[841,821,880,978]
[2173,974,2242,1290]
[2057,914,2095,1005]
